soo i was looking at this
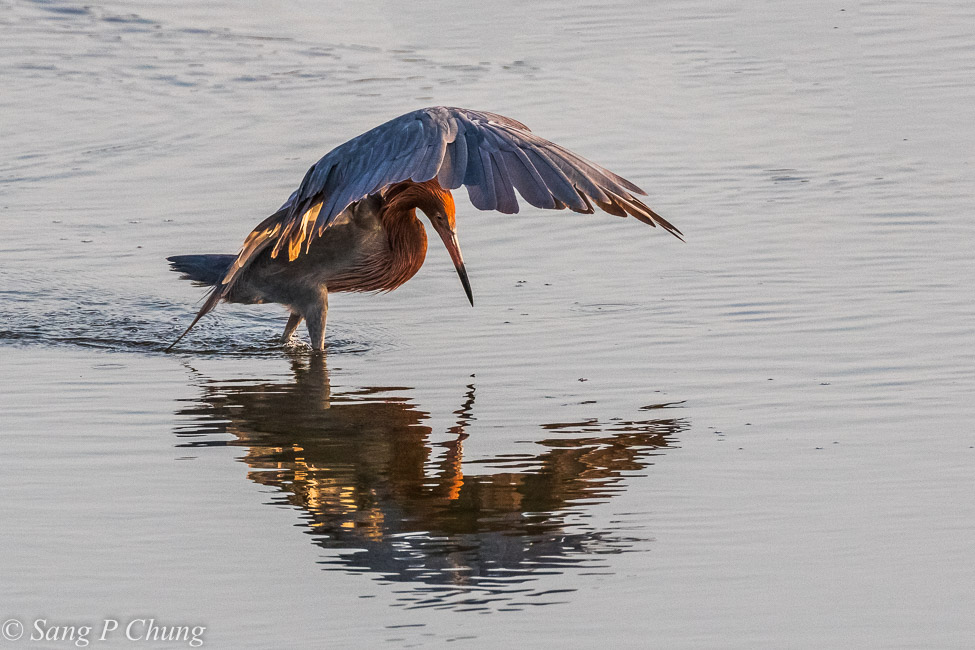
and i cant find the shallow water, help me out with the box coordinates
[2,0,974,647]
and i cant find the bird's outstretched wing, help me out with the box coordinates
[168,107,679,349]
[245,106,680,269]
[273,106,679,258]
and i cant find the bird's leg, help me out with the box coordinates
[304,288,329,352]
[281,312,303,343]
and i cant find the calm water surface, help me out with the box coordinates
[2,0,974,647]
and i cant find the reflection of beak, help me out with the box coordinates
[433,223,474,306]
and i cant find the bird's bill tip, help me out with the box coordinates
[449,243,474,306]
[458,263,474,306]
[434,225,474,306]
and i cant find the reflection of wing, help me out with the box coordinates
[241,106,682,273]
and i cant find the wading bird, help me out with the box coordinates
[168,106,681,351]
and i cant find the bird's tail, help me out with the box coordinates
[167,254,236,286]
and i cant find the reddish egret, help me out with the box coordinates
[168,106,681,351]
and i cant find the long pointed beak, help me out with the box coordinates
[434,225,473,306]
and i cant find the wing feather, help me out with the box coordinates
[501,149,554,209]
[437,119,468,190]
[470,139,498,211]
[523,148,576,210]
[528,147,592,212]
[489,150,519,214]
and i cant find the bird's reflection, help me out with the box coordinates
[174,357,686,611]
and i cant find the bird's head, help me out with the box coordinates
[415,182,473,307]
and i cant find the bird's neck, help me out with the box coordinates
[371,179,456,291]
[384,206,428,261]
[377,205,428,290]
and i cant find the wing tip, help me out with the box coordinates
[605,192,683,241]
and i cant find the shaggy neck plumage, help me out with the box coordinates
[374,180,453,291]
[380,203,427,288]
